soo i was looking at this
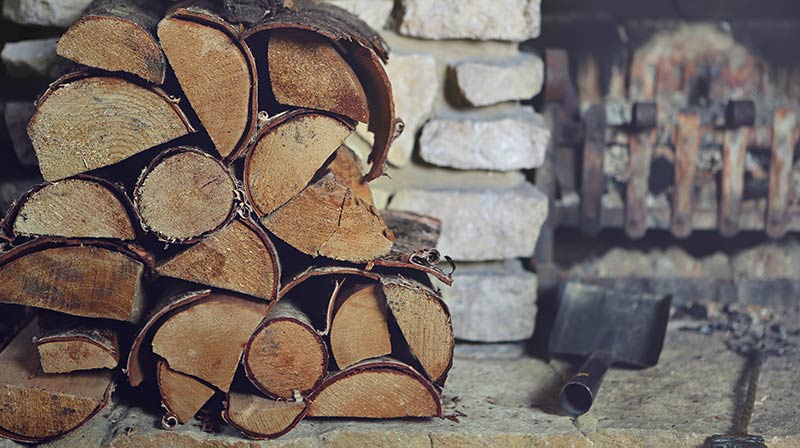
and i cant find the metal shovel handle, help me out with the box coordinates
[560,352,611,416]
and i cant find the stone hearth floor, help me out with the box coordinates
[3,321,798,448]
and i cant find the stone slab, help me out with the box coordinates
[419,108,550,171]
[1,38,70,79]
[453,54,545,107]
[4,101,37,167]
[388,182,548,261]
[320,0,393,30]
[2,0,91,27]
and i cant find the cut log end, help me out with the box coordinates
[135,147,236,243]
[268,29,369,123]
[330,283,391,369]
[157,359,216,425]
[244,301,327,400]
[36,326,119,374]
[57,17,166,84]
[28,73,193,182]
[224,392,307,440]
[308,358,441,418]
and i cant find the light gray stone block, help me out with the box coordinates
[436,260,538,342]
[4,101,38,167]
[1,38,69,79]
[2,0,92,27]
[388,182,548,261]
[454,54,544,106]
[322,0,393,30]
[398,0,541,41]
[419,108,550,171]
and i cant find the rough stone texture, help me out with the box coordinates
[2,0,92,27]
[320,0,393,30]
[732,239,800,279]
[7,324,800,447]
[567,247,732,280]
[1,38,70,79]
[419,108,550,171]
[4,101,37,167]
[453,54,545,107]
[398,0,542,41]
[388,182,548,261]
[434,260,538,342]
[0,177,42,214]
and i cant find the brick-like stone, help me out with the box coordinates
[419,108,550,171]
[2,0,92,27]
[4,101,38,167]
[454,54,544,107]
[388,182,548,261]
[321,0,393,30]
[398,0,541,41]
[1,38,70,79]
[435,260,538,342]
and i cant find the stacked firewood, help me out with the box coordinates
[0,0,455,442]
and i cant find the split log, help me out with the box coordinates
[35,324,119,373]
[268,29,369,122]
[223,392,307,440]
[307,358,442,418]
[375,210,453,285]
[3,176,137,240]
[156,219,280,301]
[244,109,354,217]
[157,358,216,426]
[158,4,257,160]
[263,172,393,262]
[28,72,194,182]
[381,276,454,386]
[134,147,236,243]
[150,292,270,392]
[329,283,391,369]
[56,0,167,84]
[0,239,148,322]
[327,146,373,204]
[0,321,114,443]
[243,301,327,399]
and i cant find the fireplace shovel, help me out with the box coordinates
[549,281,672,416]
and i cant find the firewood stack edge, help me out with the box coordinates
[0,0,455,442]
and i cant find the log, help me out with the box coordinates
[0,239,148,322]
[134,147,237,243]
[0,321,114,443]
[150,291,270,392]
[381,276,454,386]
[243,109,354,217]
[262,171,393,262]
[157,358,216,426]
[307,358,442,418]
[243,301,327,399]
[35,324,119,373]
[268,29,369,123]
[158,4,257,160]
[329,283,391,369]
[56,0,167,84]
[327,145,373,204]
[28,72,194,182]
[3,176,137,240]
[223,391,307,440]
[156,219,281,301]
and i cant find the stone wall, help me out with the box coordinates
[0,0,550,343]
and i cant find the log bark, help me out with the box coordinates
[268,29,369,123]
[307,358,442,418]
[134,147,237,243]
[35,324,119,373]
[243,109,354,217]
[3,175,138,240]
[158,4,257,160]
[329,283,391,369]
[0,321,114,443]
[0,238,149,322]
[150,291,270,392]
[28,72,194,181]
[243,301,327,399]
[223,391,307,440]
[157,358,216,426]
[56,0,168,84]
[381,276,454,386]
[156,218,281,301]
[262,171,393,262]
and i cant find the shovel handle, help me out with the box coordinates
[560,352,611,416]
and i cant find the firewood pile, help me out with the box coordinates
[0,0,455,442]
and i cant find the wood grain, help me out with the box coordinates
[157,358,215,425]
[35,325,119,373]
[329,283,391,369]
[224,391,307,440]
